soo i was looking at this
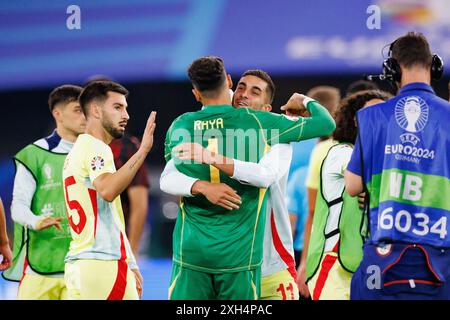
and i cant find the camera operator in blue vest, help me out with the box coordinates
[345,32,449,300]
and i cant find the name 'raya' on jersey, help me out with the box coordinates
[165,103,335,273]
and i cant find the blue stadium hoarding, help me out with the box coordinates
[0,0,449,90]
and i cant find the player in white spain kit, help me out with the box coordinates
[160,70,305,300]
[63,80,156,300]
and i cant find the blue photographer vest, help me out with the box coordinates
[356,82,450,248]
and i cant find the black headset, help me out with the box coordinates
[382,40,444,83]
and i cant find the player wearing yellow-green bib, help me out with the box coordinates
[165,56,335,300]
[4,85,85,300]
[306,90,391,300]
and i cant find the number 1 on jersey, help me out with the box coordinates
[207,138,220,183]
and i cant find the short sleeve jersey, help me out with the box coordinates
[63,134,132,263]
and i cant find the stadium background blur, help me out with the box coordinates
[0,0,449,299]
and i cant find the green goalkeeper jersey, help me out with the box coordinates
[164,103,335,273]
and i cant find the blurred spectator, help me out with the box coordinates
[288,139,316,178]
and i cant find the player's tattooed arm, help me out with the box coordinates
[129,152,144,170]
[94,112,156,202]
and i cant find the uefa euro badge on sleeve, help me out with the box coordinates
[90,156,105,171]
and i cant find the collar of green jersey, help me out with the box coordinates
[201,104,235,113]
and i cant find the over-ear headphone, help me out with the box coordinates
[382,40,444,82]
[431,54,444,80]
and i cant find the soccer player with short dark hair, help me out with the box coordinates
[164,56,335,299]
[63,80,156,299]
[6,84,85,299]
[306,90,390,300]
[162,69,310,300]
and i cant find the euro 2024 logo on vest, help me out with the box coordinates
[395,96,429,146]
[395,96,429,133]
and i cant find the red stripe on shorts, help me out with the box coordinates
[313,250,338,300]
[18,257,29,288]
[107,232,128,300]
[270,210,297,280]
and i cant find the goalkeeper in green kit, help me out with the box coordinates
[164,56,335,300]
